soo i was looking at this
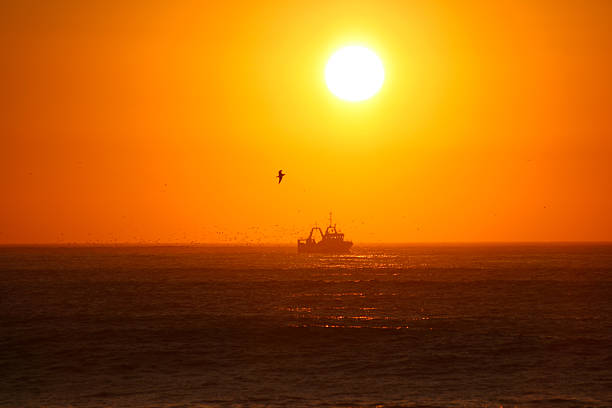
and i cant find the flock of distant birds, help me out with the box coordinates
[56,168,419,243]
[50,166,552,244]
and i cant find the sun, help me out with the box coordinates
[325,45,385,102]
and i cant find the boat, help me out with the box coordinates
[297,213,353,254]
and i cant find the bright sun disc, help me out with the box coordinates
[325,46,385,102]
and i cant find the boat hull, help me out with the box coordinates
[297,240,353,254]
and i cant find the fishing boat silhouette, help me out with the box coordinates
[297,213,353,254]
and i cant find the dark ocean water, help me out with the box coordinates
[1,244,611,408]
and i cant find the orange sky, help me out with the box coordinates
[1,0,611,244]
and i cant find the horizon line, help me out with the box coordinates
[1,241,612,247]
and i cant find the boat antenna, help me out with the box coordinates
[329,212,332,227]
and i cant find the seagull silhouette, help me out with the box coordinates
[277,170,286,184]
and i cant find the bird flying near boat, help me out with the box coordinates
[277,170,286,184]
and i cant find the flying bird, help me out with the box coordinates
[277,170,286,184]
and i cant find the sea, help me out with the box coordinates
[1,244,611,408]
